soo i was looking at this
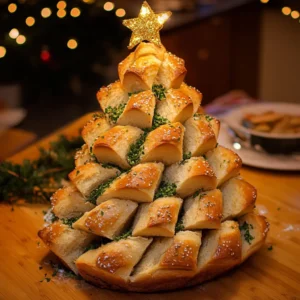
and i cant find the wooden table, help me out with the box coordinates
[1,113,299,300]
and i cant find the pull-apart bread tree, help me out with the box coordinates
[39,1,268,292]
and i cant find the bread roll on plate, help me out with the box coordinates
[140,122,185,165]
[221,177,256,221]
[76,237,152,290]
[184,114,220,156]
[69,162,121,198]
[51,183,95,219]
[38,222,95,274]
[206,145,242,187]
[73,199,138,239]
[97,162,164,204]
[183,189,223,230]
[163,157,217,198]
[156,89,194,123]
[93,125,143,169]
[131,231,201,292]
[117,90,156,128]
[132,197,183,237]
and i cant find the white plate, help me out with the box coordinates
[218,122,300,171]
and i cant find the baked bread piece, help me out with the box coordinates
[117,91,156,128]
[38,222,95,274]
[93,125,143,169]
[179,83,203,113]
[163,157,217,198]
[81,114,111,148]
[221,177,256,221]
[140,122,185,165]
[134,42,166,61]
[96,81,128,113]
[73,199,138,239]
[155,89,194,123]
[74,144,95,167]
[76,237,153,290]
[184,114,220,156]
[188,220,242,287]
[154,52,187,89]
[97,162,164,204]
[182,189,223,230]
[68,162,121,198]
[130,231,201,292]
[132,197,183,237]
[206,145,242,187]
[51,183,95,219]
[238,213,269,262]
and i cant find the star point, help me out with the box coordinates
[123,1,172,49]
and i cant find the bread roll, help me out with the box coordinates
[96,81,128,113]
[93,125,143,169]
[131,231,201,291]
[184,114,220,156]
[188,220,242,286]
[163,157,217,198]
[38,222,95,274]
[179,83,202,113]
[206,145,242,187]
[68,162,121,198]
[97,162,164,204]
[74,144,95,167]
[132,197,183,237]
[238,213,269,262]
[156,89,193,123]
[140,122,185,165]
[51,183,94,219]
[81,114,111,149]
[154,52,187,89]
[117,90,156,128]
[183,189,223,230]
[73,199,138,239]
[221,177,256,221]
[76,237,152,289]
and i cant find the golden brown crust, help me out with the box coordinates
[38,222,65,247]
[179,82,202,113]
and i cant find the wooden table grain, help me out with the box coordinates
[0,113,299,300]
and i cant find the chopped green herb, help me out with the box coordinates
[0,135,83,204]
[193,189,206,199]
[152,112,170,129]
[61,216,81,228]
[100,210,104,216]
[239,221,254,245]
[114,229,132,242]
[175,218,184,232]
[152,84,166,101]
[267,245,273,251]
[92,113,104,119]
[84,240,105,253]
[205,115,214,122]
[154,181,177,199]
[105,103,126,123]
[127,132,147,166]
[128,90,143,97]
[180,152,192,165]
[88,177,116,205]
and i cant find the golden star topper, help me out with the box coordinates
[123,1,172,49]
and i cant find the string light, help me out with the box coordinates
[41,8,52,18]
[260,0,269,3]
[41,50,50,62]
[67,39,78,49]
[26,17,35,27]
[116,8,126,17]
[57,1,66,10]
[104,2,114,11]
[291,10,299,19]
[9,28,19,39]
[16,35,26,45]
[57,9,67,18]
[0,46,6,59]
[82,0,95,3]
[8,3,17,13]
[70,7,81,17]
[282,7,292,16]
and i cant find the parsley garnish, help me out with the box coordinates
[114,229,132,241]
[239,221,254,245]
[152,112,169,129]
[152,84,166,101]
[205,115,214,122]
[175,218,184,232]
[127,132,147,166]
[104,103,126,123]
[88,177,116,205]
[180,152,191,165]
[0,135,83,204]
[61,216,81,228]
[154,181,177,199]
[128,90,143,97]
